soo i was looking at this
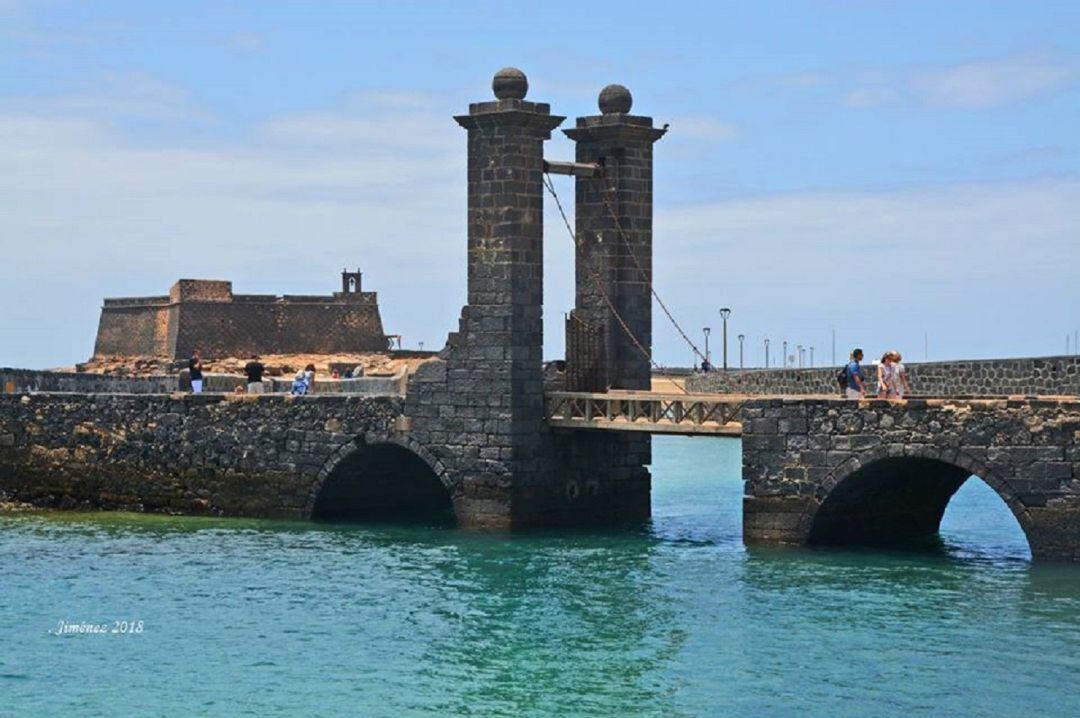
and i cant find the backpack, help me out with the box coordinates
[836,364,849,389]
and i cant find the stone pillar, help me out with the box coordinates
[564,85,666,391]
[405,68,564,527]
[546,85,666,525]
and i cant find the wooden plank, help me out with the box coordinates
[546,418,743,436]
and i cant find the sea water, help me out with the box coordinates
[1,436,1078,717]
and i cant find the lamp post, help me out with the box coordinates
[797,345,804,368]
[702,327,711,370]
[737,334,745,368]
[718,308,731,370]
[764,338,770,368]
[809,346,815,367]
[782,340,788,368]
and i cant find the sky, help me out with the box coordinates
[1,0,1078,369]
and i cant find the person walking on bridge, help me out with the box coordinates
[245,355,266,395]
[877,352,896,399]
[845,348,866,399]
[188,349,204,393]
[892,351,911,399]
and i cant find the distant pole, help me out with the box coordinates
[703,327,711,369]
[797,345,804,368]
[782,340,788,368]
[764,338,770,368]
[1074,330,1078,355]
[737,334,745,368]
[719,308,731,369]
[831,328,836,366]
[810,346,815,367]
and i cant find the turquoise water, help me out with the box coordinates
[2,437,1079,717]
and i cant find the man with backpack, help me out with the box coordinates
[837,348,866,399]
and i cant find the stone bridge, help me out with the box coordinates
[0,393,444,521]
[3,68,1080,562]
[741,396,1080,561]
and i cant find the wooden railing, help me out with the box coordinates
[545,391,744,436]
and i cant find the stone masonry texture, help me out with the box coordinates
[0,393,411,518]
[404,83,565,528]
[740,396,1080,561]
[686,356,1080,397]
[93,274,387,359]
[552,94,669,522]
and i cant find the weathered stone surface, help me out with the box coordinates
[93,273,387,359]
[740,396,1080,561]
[0,393,403,518]
[686,356,1080,397]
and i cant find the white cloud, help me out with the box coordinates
[1,72,201,121]
[667,115,739,143]
[0,83,470,367]
[841,52,1079,111]
[225,31,263,51]
[912,53,1078,109]
[650,178,1080,363]
[843,86,901,108]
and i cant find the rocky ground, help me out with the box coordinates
[73,352,435,378]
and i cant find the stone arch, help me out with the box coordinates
[307,432,456,523]
[802,443,1037,552]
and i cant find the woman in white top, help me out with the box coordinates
[892,352,911,399]
[877,352,895,399]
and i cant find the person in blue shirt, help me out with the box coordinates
[845,348,866,399]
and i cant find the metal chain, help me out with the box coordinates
[596,180,709,365]
[544,172,688,392]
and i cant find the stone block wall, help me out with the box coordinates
[93,300,173,357]
[686,355,1080,397]
[0,393,401,518]
[1,368,178,394]
[740,396,1080,561]
[405,75,564,527]
[93,277,387,359]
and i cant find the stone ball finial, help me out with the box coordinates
[599,84,632,114]
[492,67,528,100]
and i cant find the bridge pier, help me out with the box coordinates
[741,397,1080,562]
[403,69,564,527]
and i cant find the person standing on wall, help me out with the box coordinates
[188,349,204,393]
[845,348,866,399]
[245,354,266,394]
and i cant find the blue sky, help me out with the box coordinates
[2,0,1078,368]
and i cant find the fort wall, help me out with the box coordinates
[93,274,387,359]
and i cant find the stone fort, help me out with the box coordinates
[92,270,388,359]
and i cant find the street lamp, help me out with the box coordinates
[782,340,788,368]
[718,308,731,370]
[737,334,745,368]
[809,346,815,367]
[702,327,711,370]
[764,338,770,368]
[797,345,804,368]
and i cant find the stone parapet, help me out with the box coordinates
[0,393,402,518]
[687,355,1080,397]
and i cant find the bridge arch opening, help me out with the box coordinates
[312,442,454,524]
[808,456,1032,554]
